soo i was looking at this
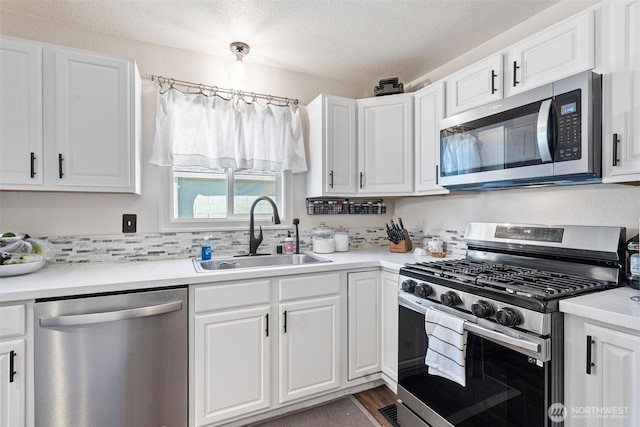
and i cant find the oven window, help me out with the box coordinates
[399,305,548,427]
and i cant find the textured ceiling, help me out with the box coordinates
[1,0,561,85]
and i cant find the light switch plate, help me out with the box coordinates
[122,214,137,233]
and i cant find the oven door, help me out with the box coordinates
[397,293,561,427]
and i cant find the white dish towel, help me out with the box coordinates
[425,307,468,387]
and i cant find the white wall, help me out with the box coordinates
[1,3,638,239]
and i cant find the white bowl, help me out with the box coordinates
[0,260,46,277]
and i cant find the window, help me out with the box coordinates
[160,166,291,231]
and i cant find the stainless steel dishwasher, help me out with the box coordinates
[34,286,187,427]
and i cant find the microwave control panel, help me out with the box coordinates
[555,89,582,162]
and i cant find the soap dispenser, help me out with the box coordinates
[201,235,213,260]
[284,231,295,255]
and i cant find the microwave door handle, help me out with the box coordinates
[536,99,553,163]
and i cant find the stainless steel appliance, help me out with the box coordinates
[397,222,625,427]
[34,287,188,427]
[439,71,602,190]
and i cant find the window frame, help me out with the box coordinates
[158,166,293,232]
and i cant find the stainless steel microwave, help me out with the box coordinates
[439,71,602,190]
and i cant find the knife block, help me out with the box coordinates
[389,231,412,253]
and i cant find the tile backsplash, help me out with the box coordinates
[44,227,466,264]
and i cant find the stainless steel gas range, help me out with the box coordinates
[397,222,626,427]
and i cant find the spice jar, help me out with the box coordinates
[312,224,335,254]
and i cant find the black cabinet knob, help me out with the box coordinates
[414,283,433,298]
[440,291,461,307]
[496,307,522,327]
[471,300,494,318]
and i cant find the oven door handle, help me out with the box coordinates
[464,321,539,353]
[399,293,548,360]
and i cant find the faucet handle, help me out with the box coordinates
[256,226,264,243]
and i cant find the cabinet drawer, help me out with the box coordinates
[194,280,270,313]
[279,273,341,302]
[0,305,26,338]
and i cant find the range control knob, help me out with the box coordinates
[401,279,416,293]
[414,283,433,298]
[440,291,461,307]
[471,300,494,318]
[495,307,522,327]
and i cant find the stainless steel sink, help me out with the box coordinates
[193,253,331,272]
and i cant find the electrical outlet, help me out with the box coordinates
[122,214,137,233]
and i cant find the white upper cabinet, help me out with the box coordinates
[414,81,448,194]
[602,0,640,183]
[306,94,358,196]
[504,11,595,98]
[0,36,141,193]
[357,93,414,195]
[445,54,502,116]
[0,38,43,186]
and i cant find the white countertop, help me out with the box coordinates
[0,249,437,302]
[560,287,640,333]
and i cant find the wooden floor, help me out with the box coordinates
[354,385,398,427]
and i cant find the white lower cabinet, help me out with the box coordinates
[347,271,381,380]
[192,273,343,427]
[278,273,341,404]
[193,306,271,426]
[565,315,640,427]
[0,304,27,427]
[380,271,398,387]
[192,279,272,427]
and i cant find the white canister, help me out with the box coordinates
[312,224,336,254]
[335,229,349,252]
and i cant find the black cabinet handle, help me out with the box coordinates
[30,152,36,178]
[283,310,287,333]
[265,313,269,337]
[435,165,439,185]
[9,351,16,383]
[58,154,64,179]
[513,61,520,87]
[491,70,497,94]
[612,133,620,167]
[359,172,363,189]
[586,335,595,374]
[329,170,334,188]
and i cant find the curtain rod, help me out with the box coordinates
[146,74,299,107]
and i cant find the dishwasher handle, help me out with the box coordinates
[39,300,183,327]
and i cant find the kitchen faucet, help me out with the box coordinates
[249,196,281,256]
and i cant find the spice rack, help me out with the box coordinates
[306,198,386,215]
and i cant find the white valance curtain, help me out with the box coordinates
[150,87,307,173]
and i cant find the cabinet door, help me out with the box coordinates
[53,48,137,191]
[326,96,358,194]
[414,82,448,194]
[380,271,398,387]
[505,11,594,97]
[358,94,414,194]
[603,1,640,182]
[306,94,357,197]
[194,306,271,426]
[347,271,380,380]
[445,54,502,116]
[0,340,25,427]
[0,38,43,187]
[584,323,640,427]
[279,295,340,403]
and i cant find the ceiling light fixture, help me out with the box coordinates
[226,41,254,84]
